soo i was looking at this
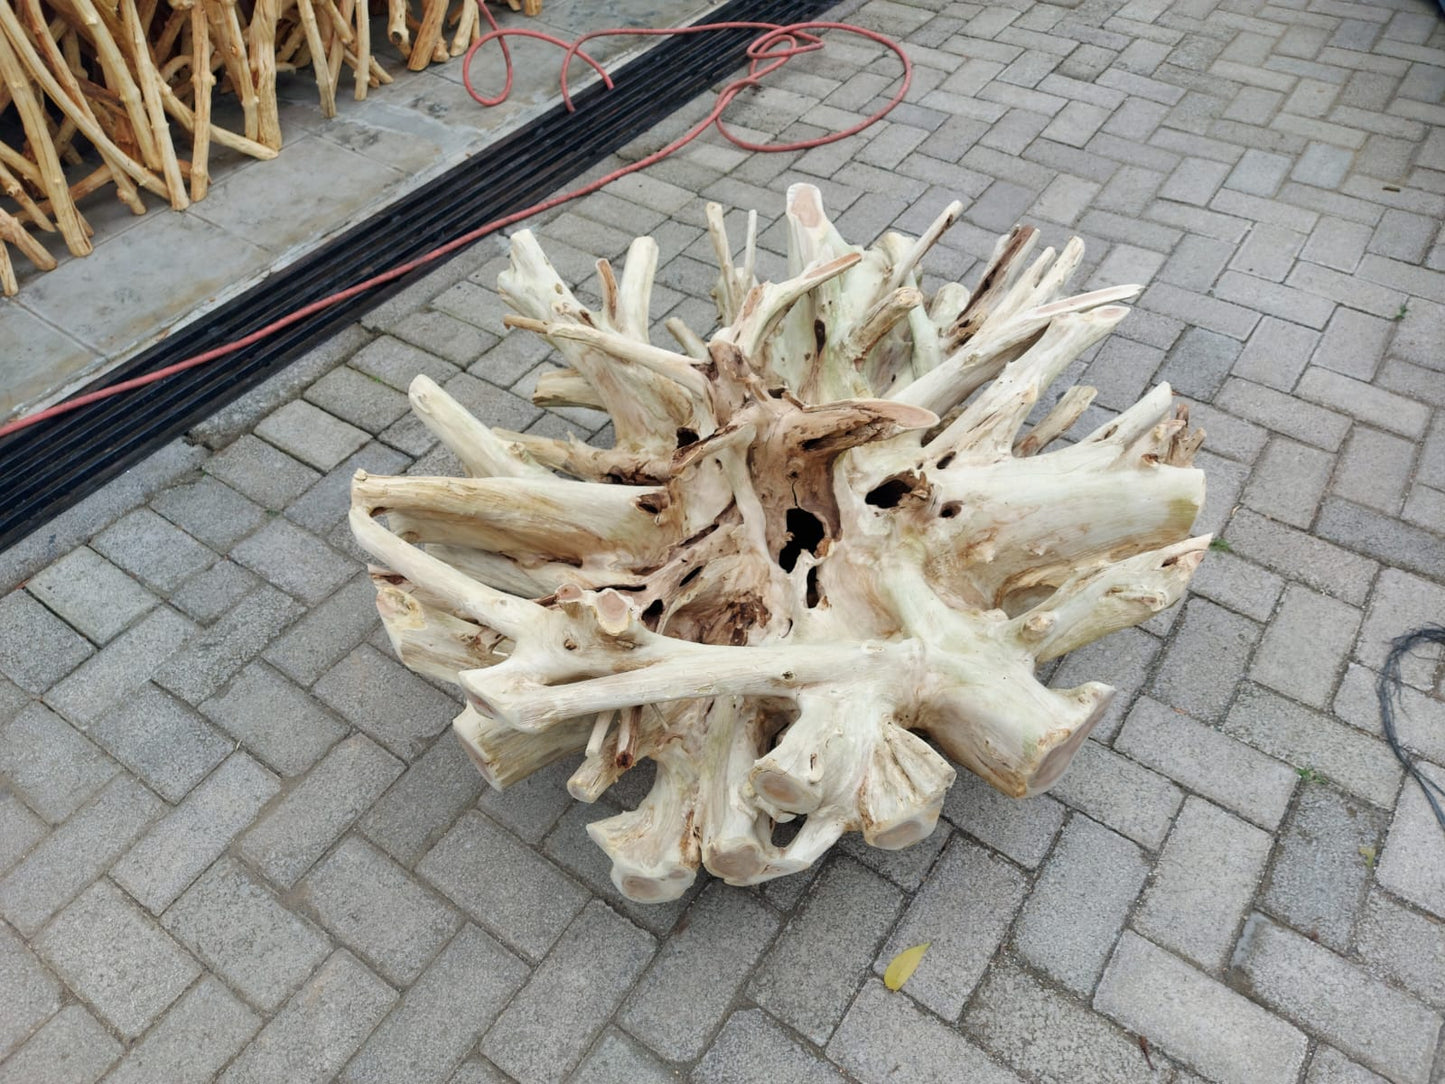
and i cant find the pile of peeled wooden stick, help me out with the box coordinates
[0,0,536,295]
[389,0,537,73]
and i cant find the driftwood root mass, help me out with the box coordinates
[350,181,1208,902]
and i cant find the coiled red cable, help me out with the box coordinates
[0,5,910,439]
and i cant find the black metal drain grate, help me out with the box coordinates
[0,0,840,554]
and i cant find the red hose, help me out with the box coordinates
[0,6,911,439]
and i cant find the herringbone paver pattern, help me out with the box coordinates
[4,0,1445,1080]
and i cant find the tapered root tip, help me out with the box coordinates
[750,765,822,816]
[1026,685,1114,796]
[864,808,942,850]
[614,868,694,904]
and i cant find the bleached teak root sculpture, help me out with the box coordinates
[350,183,1209,902]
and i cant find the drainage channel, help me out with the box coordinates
[0,0,838,554]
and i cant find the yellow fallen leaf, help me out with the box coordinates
[883,942,930,991]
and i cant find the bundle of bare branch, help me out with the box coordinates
[351,183,1210,902]
[388,0,535,72]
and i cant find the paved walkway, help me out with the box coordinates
[4,0,1445,1081]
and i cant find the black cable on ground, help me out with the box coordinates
[1377,625,1445,831]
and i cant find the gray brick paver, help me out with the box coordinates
[1096,931,1307,1084]
[1261,785,1386,951]
[0,702,117,823]
[304,365,411,433]
[1355,888,1445,1010]
[112,752,280,914]
[0,924,60,1062]
[153,583,305,704]
[1232,222,1305,281]
[1376,760,1445,919]
[199,661,347,775]
[299,836,462,986]
[568,1029,676,1084]
[445,1058,512,1084]
[1332,426,1417,514]
[826,979,1024,1084]
[84,684,230,803]
[618,882,778,1061]
[0,1004,119,1084]
[0,675,23,726]
[747,856,903,1046]
[1224,683,1402,807]
[359,733,487,864]
[150,477,268,552]
[203,434,321,510]
[475,754,581,846]
[0,776,163,936]
[1187,547,1284,623]
[1149,596,1260,721]
[1316,497,1445,584]
[422,809,589,961]
[46,605,198,727]
[1015,814,1150,994]
[1158,231,1234,290]
[91,508,216,593]
[1306,1047,1393,1084]
[1115,696,1297,828]
[1297,366,1432,437]
[230,517,357,606]
[254,399,371,471]
[1048,739,1183,849]
[218,950,397,1084]
[1390,298,1445,370]
[1136,797,1273,972]
[1250,584,1361,707]
[1301,216,1373,273]
[1215,376,1353,448]
[1158,325,1241,399]
[238,733,403,888]
[0,793,45,880]
[162,856,331,1012]
[25,547,157,645]
[1334,663,1445,765]
[100,978,260,1084]
[965,961,1175,1084]
[1312,306,1392,379]
[481,901,655,1084]
[285,442,411,536]
[1233,315,1319,391]
[340,924,526,1084]
[0,591,94,695]
[313,643,459,761]
[1224,507,1378,604]
[169,560,258,624]
[693,1010,845,1084]
[35,879,200,1039]
[1287,261,1405,319]
[874,835,1026,1017]
[1232,914,1442,1084]
[942,768,1066,868]
[260,573,381,687]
